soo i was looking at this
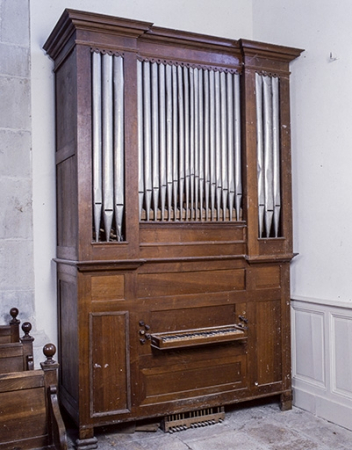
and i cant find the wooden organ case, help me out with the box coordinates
[44,9,302,448]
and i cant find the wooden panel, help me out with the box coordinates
[0,324,17,344]
[258,238,288,256]
[293,307,325,385]
[57,157,77,250]
[144,362,243,397]
[140,224,245,243]
[0,371,44,393]
[332,314,352,396]
[90,312,130,416]
[58,279,79,400]
[91,275,125,301]
[251,265,281,289]
[151,304,236,333]
[140,242,246,259]
[0,343,23,360]
[0,347,23,373]
[137,269,245,298]
[56,50,77,152]
[140,349,247,404]
[0,386,47,442]
[256,300,282,385]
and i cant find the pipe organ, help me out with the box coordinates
[45,10,302,449]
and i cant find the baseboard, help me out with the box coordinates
[293,387,352,431]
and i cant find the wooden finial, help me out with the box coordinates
[9,307,20,324]
[21,321,34,341]
[43,343,57,364]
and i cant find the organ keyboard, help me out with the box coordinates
[150,325,247,350]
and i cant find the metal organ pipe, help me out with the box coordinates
[272,76,281,237]
[102,54,114,241]
[159,63,167,221]
[92,52,102,241]
[166,64,173,221]
[194,68,200,220]
[263,76,274,237]
[113,55,124,241]
[255,73,282,238]
[92,52,125,242]
[220,71,228,221]
[172,65,178,220]
[151,62,160,220]
[136,61,243,225]
[143,61,152,221]
[209,69,216,221]
[189,67,195,220]
[184,66,190,221]
[137,60,144,220]
[256,73,265,238]
[198,69,204,221]
[234,73,242,221]
[177,66,185,220]
[226,72,235,222]
[214,71,222,221]
[203,70,210,221]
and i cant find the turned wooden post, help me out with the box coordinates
[21,321,34,370]
[41,343,67,450]
[9,307,20,342]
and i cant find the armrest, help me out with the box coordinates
[49,385,68,450]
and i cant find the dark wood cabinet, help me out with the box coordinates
[44,9,302,448]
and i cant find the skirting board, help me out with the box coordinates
[293,388,352,431]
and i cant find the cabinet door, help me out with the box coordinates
[89,311,131,417]
[255,299,282,386]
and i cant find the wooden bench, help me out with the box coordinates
[0,308,67,449]
[0,308,34,373]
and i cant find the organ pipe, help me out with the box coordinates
[143,61,152,221]
[172,65,178,220]
[234,73,242,221]
[102,54,114,240]
[226,72,235,222]
[203,70,210,221]
[90,57,283,241]
[159,63,167,221]
[92,52,125,242]
[151,62,160,220]
[113,55,124,241]
[177,66,185,220]
[272,76,281,237]
[137,60,144,220]
[136,62,244,224]
[256,73,282,238]
[92,52,102,241]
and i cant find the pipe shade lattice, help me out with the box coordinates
[255,74,282,238]
[138,60,242,222]
[92,52,125,242]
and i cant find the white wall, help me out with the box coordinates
[30,0,253,347]
[252,0,352,429]
[253,0,352,305]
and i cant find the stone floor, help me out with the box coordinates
[66,399,352,449]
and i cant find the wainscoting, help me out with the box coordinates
[291,296,352,430]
